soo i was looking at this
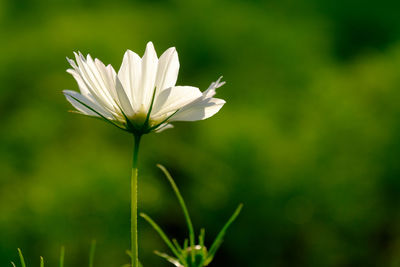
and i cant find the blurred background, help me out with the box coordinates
[1,0,400,266]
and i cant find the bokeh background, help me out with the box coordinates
[1,0,400,266]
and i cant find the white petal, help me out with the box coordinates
[139,42,158,110]
[63,90,113,119]
[118,50,142,110]
[154,123,174,133]
[155,47,179,92]
[93,59,119,101]
[67,68,91,96]
[71,53,117,113]
[169,98,225,122]
[204,76,225,98]
[95,61,135,118]
[115,77,135,117]
[152,86,202,117]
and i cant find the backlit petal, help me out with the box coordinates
[170,98,225,122]
[155,47,179,92]
[139,42,158,110]
[63,90,114,119]
[118,50,142,110]
[152,86,202,117]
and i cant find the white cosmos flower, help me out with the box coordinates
[63,42,225,134]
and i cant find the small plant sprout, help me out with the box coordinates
[140,165,243,267]
[12,242,96,267]
[63,42,226,267]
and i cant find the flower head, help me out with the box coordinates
[63,42,225,134]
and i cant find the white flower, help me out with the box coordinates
[63,42,225,134]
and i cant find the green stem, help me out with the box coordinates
[131,134,142,267]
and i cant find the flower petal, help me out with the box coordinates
[118,50,142,110]
[203,76,225,98]
[152,86,202,117]
[63,90,114,119]
[139,42,158,110]
[70,53,118,113]
[154,123,174,133]
[115,77,135,117]
[155,47,179,92]
[169,97,225,122]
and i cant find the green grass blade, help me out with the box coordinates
[183,239,188,251]
[89,240,96,267]
[199,228,205,247]
[40,256,44,267]
[156,164,196,260]
[206,204,243,264]
[17,248,26,267]
[11,262,16,267]
[172,239,183,253]
[140,212,182,261]
[59,246,65,267]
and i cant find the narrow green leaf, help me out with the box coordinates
[40,256,44,267]
[199,228,205,247]
[89,240,96,267]
[156,164,196,261]
[10,262,16,267]
[17,248,26,267]
[59,246,65,267]
[206,204,243,264]
[183,239,188,251]
[172,239,183,253]
[140,213,183,261]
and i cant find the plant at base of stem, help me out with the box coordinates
[12,241,96,267]
[141,164,243,267]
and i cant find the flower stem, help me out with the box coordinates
[131,134,142,267]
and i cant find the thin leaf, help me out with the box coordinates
[140,213,183,261]
[10,262,16,267]
[205,204,243,264]
[17,248,26,267]
[183,239,188,251]
[199,228,205,248]
[40,256,44,267]
[172,239,183,253]
[156,164,196,261]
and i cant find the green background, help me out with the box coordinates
[1,0,400,266]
